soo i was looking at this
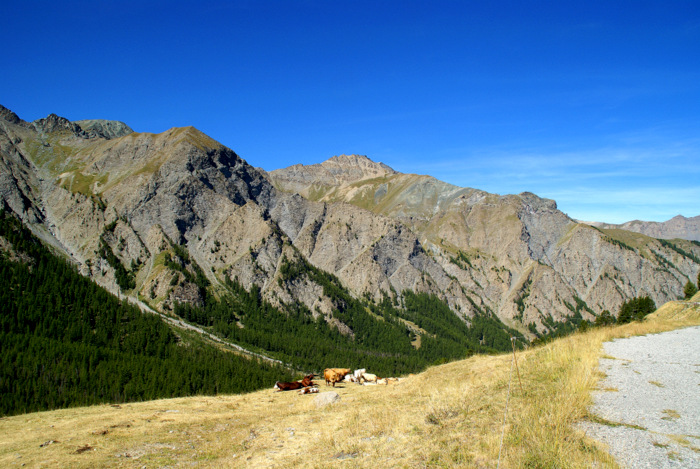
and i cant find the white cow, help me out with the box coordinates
[359,372,378,383]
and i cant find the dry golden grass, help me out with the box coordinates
[2,302,699,468]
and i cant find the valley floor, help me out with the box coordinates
[1,300,699,468]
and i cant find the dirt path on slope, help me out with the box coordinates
[581,326,700,468]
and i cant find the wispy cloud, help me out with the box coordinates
[548,186,700,223]
[396,136,700,224]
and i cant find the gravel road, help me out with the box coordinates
[580,326,700,468]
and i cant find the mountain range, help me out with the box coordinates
[581,215,700,242]
[2,104,699,344]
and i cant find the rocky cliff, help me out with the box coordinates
[270,155,700,333]
[2,106,699,340]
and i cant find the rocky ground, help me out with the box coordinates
[581,326,700,468]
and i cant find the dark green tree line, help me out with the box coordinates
[0,210,292,417]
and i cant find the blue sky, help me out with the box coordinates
[4,1,699,223]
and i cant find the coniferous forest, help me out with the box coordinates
[0,210,292,417]
[175,254,525,378]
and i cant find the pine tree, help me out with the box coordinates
[617,296,656,324]
[594,310,616,327]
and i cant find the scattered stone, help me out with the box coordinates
[313,392,340,408]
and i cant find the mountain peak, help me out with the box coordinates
[270,154,397,191]
[0,105,26,126]
[32,113,86,137]
[73,119,133,139]
[320,154,397,180]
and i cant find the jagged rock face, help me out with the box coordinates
[546,224,694,314]
[0,105,27,127]
[73,119,134,140]
[270,154,700,331]
[97,128,273,244]
[2,105,699,339]
[33,113,87,137]
[0,112,43,223]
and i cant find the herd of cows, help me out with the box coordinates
[273,368,401,394]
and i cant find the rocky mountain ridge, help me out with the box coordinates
[2,105,699,342]
[270,155,700,331]
[582,215,700,242]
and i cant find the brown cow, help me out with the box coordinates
[323,368,351,387]
[324,369,341,387]
[274,374,315,392]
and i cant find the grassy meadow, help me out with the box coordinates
[1,298,699,468]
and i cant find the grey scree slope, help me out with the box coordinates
[579,326,700,468]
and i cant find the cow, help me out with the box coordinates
[274,374,315,392]
[324,368,351,387]
[299,386,319,395]
[323,369,342,387]
[358,372,378,384]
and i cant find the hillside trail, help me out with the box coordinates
[113,285,286,367]
[580,326,700,468]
